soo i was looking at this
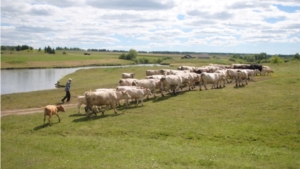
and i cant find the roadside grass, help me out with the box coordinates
[1,61,300,168]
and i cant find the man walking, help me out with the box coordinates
[61,78,72,103]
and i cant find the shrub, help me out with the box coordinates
[229,58,236,62]
[294,53,300,60]
[119,49,138,61]
[270,55,284,63]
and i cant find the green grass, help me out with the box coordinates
[1,56,300,168]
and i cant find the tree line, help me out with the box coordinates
[1,45,34,51]
[56,47,83,51]
[230,52,300,63]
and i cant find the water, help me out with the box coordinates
[1,64,167,95]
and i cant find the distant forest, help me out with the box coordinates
[1,45,296,58]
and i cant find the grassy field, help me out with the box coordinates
[1,52,300,168]
[1,50,134,68]
[1,50,234,69]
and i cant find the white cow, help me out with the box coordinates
[262,69,274,76]
[94,88,116,92]
[132,79,161,98]
[146,70,161,76]
[175,72,201,90]
[160,69,173,75]
[200,72,224,90]
[117,87,152,106]
[215,69,228,87]
[84,90,131,116]
[122,73,135,79]
[160,75,182,97]
[244,69,256,81]
[226,69,239,83]
[178,66,195,72]
[119,78,138,86]
[145,75,164,80]
[170,70,189,75]
[236,70,248,87]
[77,95,86,114]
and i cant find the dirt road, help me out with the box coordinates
[1,103,78,117]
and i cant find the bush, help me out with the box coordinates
[229,58,236,62]
[63,51,66,54]
[294,53,300,60]
[119,49,138,61]
[260,59,270,63]
[270,55,284,63]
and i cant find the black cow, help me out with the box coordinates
[233,64,262,72]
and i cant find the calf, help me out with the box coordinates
[44,105,65,126]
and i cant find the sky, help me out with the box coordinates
[1,0,300,55]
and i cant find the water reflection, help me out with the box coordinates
[1,64,167,95]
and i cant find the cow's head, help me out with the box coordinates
[57,105,66,112]
[132,81,138,86]
[122,91,131,99]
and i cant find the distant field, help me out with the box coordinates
[1,51,133,68]
[1,56,300,168]
[1,50,233,69]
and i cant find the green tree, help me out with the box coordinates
[270,55,284,63]
[16,45,21,51]
[127,49,138,60]
[118,49,138,61]
[294,53,300,60]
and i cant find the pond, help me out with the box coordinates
[1,64,168,95]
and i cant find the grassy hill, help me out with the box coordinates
[1,52,300,168]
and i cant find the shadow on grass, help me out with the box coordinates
[69,113,86,117]
[152,90,189,102]
[33,122,60,130]
[72,113,122,123]
[233,85,246,89]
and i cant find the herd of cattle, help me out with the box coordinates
[77,63,274,117]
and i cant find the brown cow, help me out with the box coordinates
[43,105,65,126]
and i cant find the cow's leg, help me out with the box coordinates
[56,114,61,122]
[78,103,81,114]
[204,82,208,90]
[43,115,46,125]
[49,115,52,126]
[152,90,157,98]
[112,104,117,114]
[160,88,165,97]
[199,81,202,91]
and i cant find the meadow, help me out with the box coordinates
[1,51,300,168]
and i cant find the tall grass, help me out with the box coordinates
[1,59,300,168]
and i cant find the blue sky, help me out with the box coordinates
[1,0,300,54]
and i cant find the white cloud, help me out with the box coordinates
[1,0,299,54]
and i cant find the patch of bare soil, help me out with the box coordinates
[1,103,77,117]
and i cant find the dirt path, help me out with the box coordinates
[1,103,78,117]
